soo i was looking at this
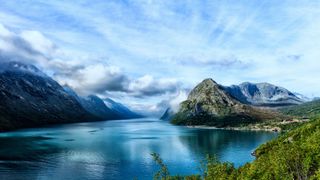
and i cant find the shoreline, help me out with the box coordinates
[186,125,281,132]
[185,119,310,132]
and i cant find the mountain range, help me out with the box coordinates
[0,61,142,131]
[161,79,306,122]
[168,78,286,127]
[64,86,142,119]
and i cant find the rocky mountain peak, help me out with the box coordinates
[189,78,219,98]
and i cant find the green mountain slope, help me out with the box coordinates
[280,100,320,118]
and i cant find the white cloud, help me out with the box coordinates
[169,90,188,112]
[55,63,128,95]
[20,30,57,57]
[128,75,179,97]
[0,23,56,68]
[125,90,188,117]
[0,24,12,37]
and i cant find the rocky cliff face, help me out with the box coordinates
[224,82,303,107]
[0,61,98,131]
[171,78,283,127]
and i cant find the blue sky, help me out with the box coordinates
[0,0,319,115]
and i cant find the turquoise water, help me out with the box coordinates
[0,118,277,179]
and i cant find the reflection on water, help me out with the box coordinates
[0,118,277,179]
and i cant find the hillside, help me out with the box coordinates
[104,98,143,119]
[171,78,284,127]
[0,61,99,131]
[64,86,142,120]
[280,100,320,118]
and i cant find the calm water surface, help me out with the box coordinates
[0,118,277,179]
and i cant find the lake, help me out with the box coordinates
[0,118,277,179]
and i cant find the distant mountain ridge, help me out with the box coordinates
[64,85,142,119]
[170,78,284,127]
[223,82,304,107]
[63,86,122,120]
[104,98,143,119]
[0,61,141,131]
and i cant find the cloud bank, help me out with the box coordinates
[0,23,181,103]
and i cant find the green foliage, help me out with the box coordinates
[151,152,170,180]
[237,118,320,179]
[171,111,262,128]
[151,152,202,180]
[280,100,320,118]
[154,118,320,179]
[205,156,237,180]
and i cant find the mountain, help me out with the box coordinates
[171,78,284,127]
[64,86,142,119]
[104,98,143,119]
[82,95,122,119]
[63,86,122,120]
[223,82,304,107]
[0,61,99,131]
[160,81,304,121]
[0,61,142,131]
[160,108,175,121]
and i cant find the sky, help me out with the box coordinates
[0,0,320,116]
